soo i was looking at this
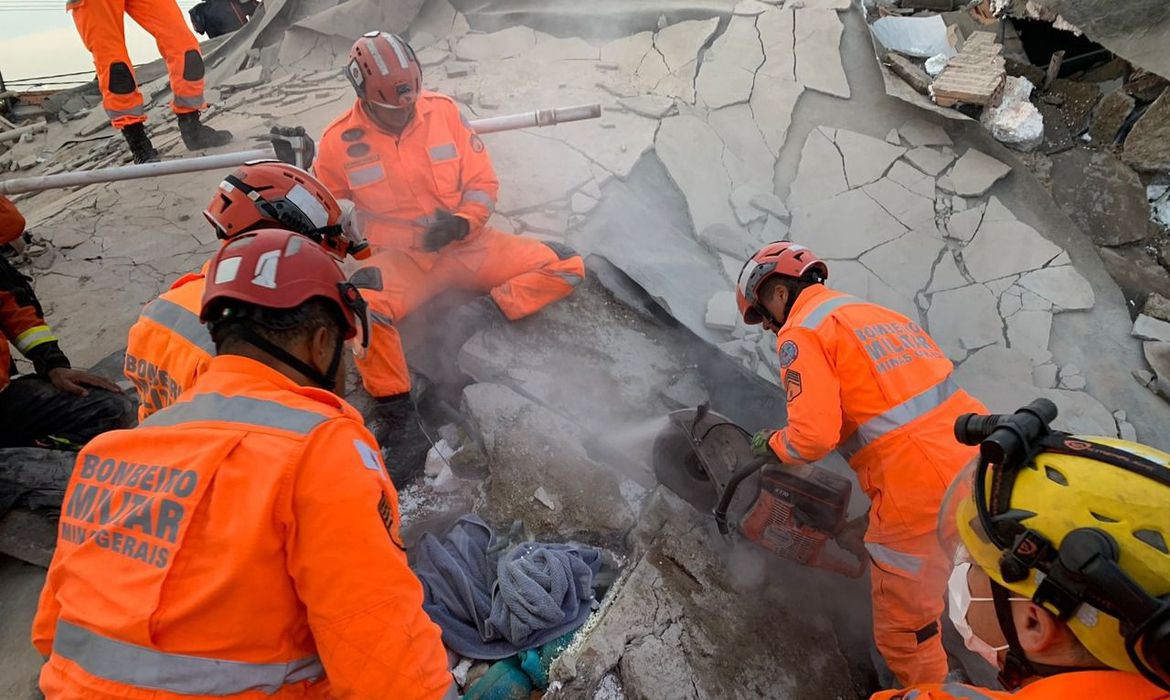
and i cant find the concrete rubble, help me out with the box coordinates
[4,0,1170,695]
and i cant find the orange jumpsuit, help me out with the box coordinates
[33,355,454,699]
[68,0,206,128]
[871,671,1170,699]
[766,284,986,686]
[314,93,584,398]
[123,266,212,421]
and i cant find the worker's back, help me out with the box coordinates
[872,670,1170,699]
[33,354,451,699]
[780,284,985,542]
[124,270,213,420]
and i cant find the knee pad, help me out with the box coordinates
[543,240,579,261]
[108,62,137,95]
[182,50,205,81]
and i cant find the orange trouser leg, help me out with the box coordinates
[867,530,951,686]
[71,0,146,128]
[125,0,205,114]
[446,230,584,320]
[355,249,437,398]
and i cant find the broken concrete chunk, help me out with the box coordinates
[886,128,901,145]
[530,35,599,62]
[905,146,956,177]
[705,292,739,331]
[1017,266,1095,311]
[1007,309,1054,366]
[859,229,945,300]
[1144,293,1170,323]
[656,115,736,235]
[696,15,764,109]
[654,18,720,73]
[533,487,557,510]
[699,223,759,260]
[729,183,772,226]
[1145,342,1170,385]
[733,0,772,14]
[445,62,475,78]
[834,128,906,188]
[964,219,1063,283]
[749,192,789,221]
[1134,314,1170,343]
[1123,90,1170,174]
[946,149,1012,197]
[791,188,907,259]
[708,104,775,189]
[928,284,1003,358]
[886,160,937,199]
[795,9,850,98]
[1091,89,1136,148]
[1033,363,1059,389]
[788,127,848,210]
[660,370,709,409]
[899,118,952,147]
[750,79,804,157]
[982,76,1044,152]
[862,177,938,231]
[416,46,450,67]
[1049,148,1152,247]
[571,192,598,215]
[927,250,968,294]
[1058,364,1086,391]
[454,26,536,62]
[221,65,265,90]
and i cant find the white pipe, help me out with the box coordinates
[0,121,47,145]
[0,104,604,195]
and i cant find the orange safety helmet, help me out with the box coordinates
[736,242,828,325]
[346,31,422,110]
[203,160,368,260]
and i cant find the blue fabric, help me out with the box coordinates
[411,515,601,660]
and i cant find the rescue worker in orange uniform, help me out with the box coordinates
[0,195,132,448]
[124,159,367,421]
[34,228,455,699]
[314,31,586,482]
[68,0,232,163]
[873,401,1170,699]
[736,241,988,686]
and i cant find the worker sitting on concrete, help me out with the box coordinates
[33,228,456,699]
[0,195,131,448]
[188,0,259,39]
[69,0,232,163]
[737,241,988,686]
[873,411,1170,699]
[124,159,367,420]
[313,31,586,484]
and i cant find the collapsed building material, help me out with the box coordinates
[0,122,48,145]
[884,53,933,95]
[931,31,1007,107]
[982,76,1045,151]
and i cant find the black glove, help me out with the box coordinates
[422,211,470,252]
[269,126,315,169]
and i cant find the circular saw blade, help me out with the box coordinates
[652,426,718,512]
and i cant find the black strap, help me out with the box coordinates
[992,580,1036,690]
[239,327,341,393]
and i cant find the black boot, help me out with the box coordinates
[121,123,160,164]
[368,393,432,487]
[177,111,233,151]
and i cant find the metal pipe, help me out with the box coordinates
[469,104,602,134]
[0,104,604,195]
[0,148,273,195]
[0,120,47,145]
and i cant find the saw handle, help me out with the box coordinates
[712,455,769,536]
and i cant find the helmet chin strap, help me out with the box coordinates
[991,580,1101,689]
[239,326,344,393]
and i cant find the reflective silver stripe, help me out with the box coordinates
[461,189,496,211]
[429,143,458,162]
[553,272,583,287]
[385,34,410,70]
[940,684,997,700]
[347,163,385,187]
[14,325,57,353]
[838,377,960,460]
[141,393,328,434]
[106,105,146,119]
[370,310,395,328]
[865,542,923,575]
[141,298,215,355]
[779,435,804,463]
[366,37,390,75]
[54,620,323,695]
[798,294,865,330]
[173,94,205,109]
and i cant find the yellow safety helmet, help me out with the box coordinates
[940,400,1170,690]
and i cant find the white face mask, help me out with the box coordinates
[947,562,1029,667]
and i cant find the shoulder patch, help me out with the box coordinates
[377,492,405,550]
[354,439,386,478]
[779,340,799,368]
[784,369,803,402]
[341,127,365,142]
[470,133,485,153]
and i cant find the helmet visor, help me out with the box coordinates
[938,456,986,564]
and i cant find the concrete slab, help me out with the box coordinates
[862,178,938,231]
[828,258,920,322]
[1017,266,1096,311]
[905,146,956,177]
[487,130,593,213]
[656,114,737,234]
[792,188,907,259]
[454,26,537,61]
[945,206,984,243]
[1007,308,1055,365]
[834,129,906,188]
[899,118,952,147]
[709,104,776,189]
[928,250,969,294]
[794,9,850,98]
[654,18,720,73]
[886,160,937,199]
[946,149,1012,197]
[928,284,1004,358]
[1134,314,1170,343]
[963,220,1064,283]
[696,15,765,109]
[788,127,848,210]
[860,229,945,299]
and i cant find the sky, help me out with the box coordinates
[0,4,199,90]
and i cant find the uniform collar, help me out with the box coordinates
[200,355,354,417]
[781,284,835,332]
[355,92,437,137]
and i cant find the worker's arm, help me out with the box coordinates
[311,134,354,203]
[288,419,453,699]
[768,328,843,464]
[0,256,69,376]
[449,106,498,233]
[31,563,62,657]
[0,195,26,244]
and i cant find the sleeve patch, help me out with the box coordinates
[470,133,485,153]
[355,439,387,478]
[779,340,799,368]
[377,492,404,549]
[784,369,803,402]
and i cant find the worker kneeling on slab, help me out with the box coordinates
[313,32,586,485]
[738,241,987,686]
[874,400,1170,699]
[124,159,367,422]
[68,0,232,163]
[33,229,456,699]
[0,195,131,448]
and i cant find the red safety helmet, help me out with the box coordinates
[346,31,422,109]
[200,229,370,349]
[736,241,828,325]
